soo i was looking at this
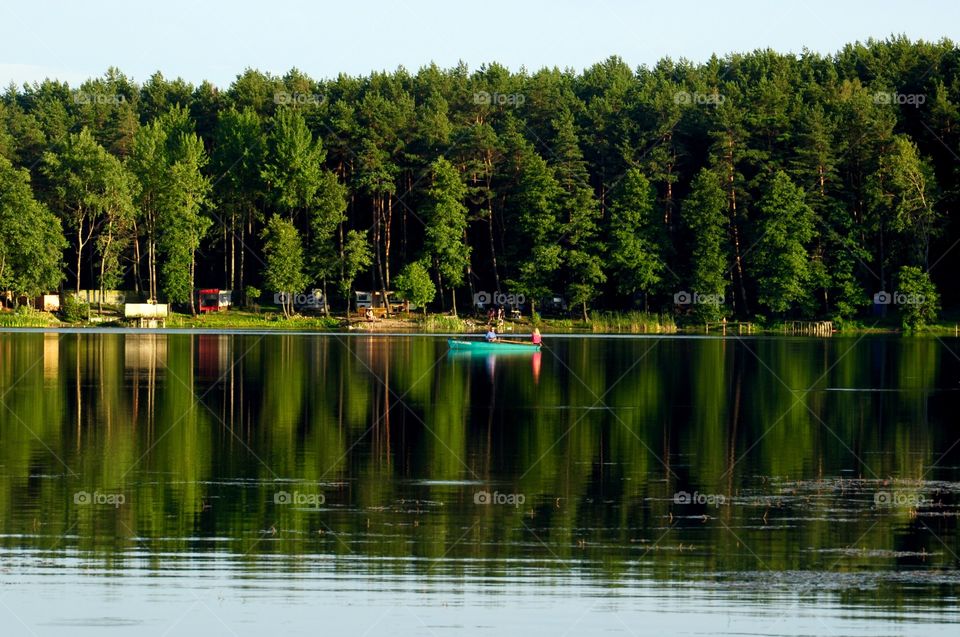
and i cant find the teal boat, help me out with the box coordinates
[447,338,541,353]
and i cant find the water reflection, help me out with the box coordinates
[0,332,958,615]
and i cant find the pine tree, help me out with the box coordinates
[608,169,665,308]
[552,110,605,320]
[681,169,728,321]
[750,172,816,315]
[423,157,469,316]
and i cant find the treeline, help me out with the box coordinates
[1,36,958,321]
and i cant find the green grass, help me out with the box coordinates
[168,309,343,330]
[587,311,677,334]
[417,314,469,332]
[0,307,61,327]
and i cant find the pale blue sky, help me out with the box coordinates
[1,0,958,88]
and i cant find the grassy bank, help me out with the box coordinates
[168,309,343,330]
[0,307,63,327]
[5,304,960,336]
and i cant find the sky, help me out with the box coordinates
[1,0,959,88]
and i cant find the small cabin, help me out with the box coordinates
[198,289,232,313]
[354,290,407,317]
[35,294,60,312]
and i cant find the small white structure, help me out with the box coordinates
[35,294,60,312]
[124,302,168,328]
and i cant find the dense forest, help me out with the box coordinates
[1,36,958,323]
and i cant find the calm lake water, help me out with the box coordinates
[1,331,958,635]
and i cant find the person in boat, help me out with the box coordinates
[485,327,498,342]
[531,328,542,345]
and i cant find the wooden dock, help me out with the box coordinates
[704,320,834,337]
[782,321,834,337]
[705,321,753,335]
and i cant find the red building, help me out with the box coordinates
[198,289,232,313]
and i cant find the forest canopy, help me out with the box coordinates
[1,36,958,321]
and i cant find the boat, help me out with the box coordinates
[447,338,541,353]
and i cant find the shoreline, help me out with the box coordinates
[1,308,956,336]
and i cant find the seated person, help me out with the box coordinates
[485,328,497,342]
[531,328,542,345]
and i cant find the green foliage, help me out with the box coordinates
[895,266,939,331]
[423,157,469,314]
[261,215,309,318]
[505,146,562,311]
[3,43,959,324]
[42,129,133,294]
[553,110,605,320]
[339,229,373,311]
[129,109,210,305]
[394,261,436,316]
[244,286,261,308]
[59,294,90,322]
[588,311,677,334]
[262,108,327,215]
[681,169,728,321]
[609,169,665,302]
[0,306,58,327]
[871,135,940,268]
[157,132,212,305]
[0,156,66,296]
[418,314,467,332]
[749,172,815,315]
[310,170,349,284]
[170,309,341,330]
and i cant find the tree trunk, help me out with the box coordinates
[148,235,157,301]
[230,210,236,292]
[374,196,390,318]
[437,269,445,311]
[725,134,749,315]
[487,214,502,293]
[385,196,393,287]
[240,211,248,305]
[133,221,142,295]
[75,215,85,294]
[189,254,197,315]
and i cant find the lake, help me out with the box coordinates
[0,331,958,635]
